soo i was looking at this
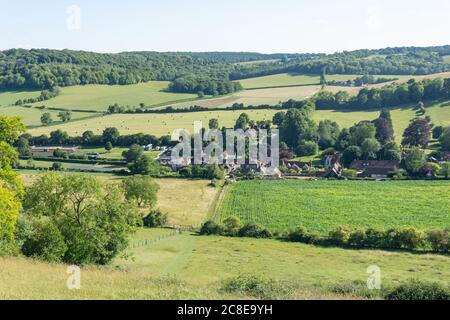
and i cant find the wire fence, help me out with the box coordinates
[130,224,200,249]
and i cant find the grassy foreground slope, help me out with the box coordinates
[1,229,449,299]
[219,180,450,234]
[29,81,198,112]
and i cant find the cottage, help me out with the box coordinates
[349,160,400,179]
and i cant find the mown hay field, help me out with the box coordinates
[219,180,450,234]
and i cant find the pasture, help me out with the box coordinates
[0,105,98,127]
[2,228,449,299]
[443,55,450,64]
[29,81,199,112]
[0,89,41,107]
[27,101,450,140]
[219,180,450,234]
[238,73,360,89]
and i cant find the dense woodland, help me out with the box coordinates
[1,46,449,93]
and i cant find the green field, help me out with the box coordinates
[29,81,199,112]
[443,55,450,64]
[27,101,450,140]
[0,89,41,107]
[2,228,449,299]
[219,180,450,234]
[0,105,98,127]
[238,73,361,90]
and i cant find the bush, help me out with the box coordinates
[223,216,242,236]
[386,279,450,300]
[342,169,358,178]
[397,228,425,250]
[427,229,450,253]
[143,209,168,228]
[238,224,272,239]
[287,226,318,244]
[365,228,385,248]
[221,275,293,299]
[348,229,367,247]
[199,220,223,235]
[21,219,67,263]
[328,226,351,245]
[295,141,318,157]
[330,280,381,299]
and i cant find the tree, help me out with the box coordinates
[402,118,432,148]
[279,108,317,149]
[102,127,120,145]
[373,109,394,145]
[295,141,318,157]
[128,154,161,176]
[122,176,159,208]
[208,118,219,130]
[404,147,425,175]
[409,83,424,102]
[23,173,141,265]
[336,128,352,151]
[318,120,340,149]
[432,126,444,139]
[361,138,381,160]
[40,112,53,125]
[439,127,450,151]
[349,121,376,146]
[440,162,450,179]
[272,112,286,127]
[122,144,143,162]
[58,111,72,122]
[234,113,250,130]
[50,129,68,145]
[82,130,94,144]
[105,141,113,152]
[16,137,31,157]
[342,146,362,166]
[380,141,401,160]
[0,116,25,242]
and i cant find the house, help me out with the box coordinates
[349,160,400,179]
[323,154,342,178]
[31,146,81,158]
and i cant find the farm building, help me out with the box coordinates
[349,160,400,179]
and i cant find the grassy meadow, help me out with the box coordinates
[0,105,99,127]
[1,228,449,299]
[29,81,199,112]
[27,101,450,140]
[219,180,450,234]
[0,89,41,107]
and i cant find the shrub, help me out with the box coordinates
[238,224,272,239]
[51,162,63,171]
[386,279,450,300]
[21,218,67,263]
[427,229,450,253]
[199,220,223,235]
[223,216,242,236]
[143,209,168,228]
[330,280,381,299]
[397,228,425,250]
[328,226,351,245]
[342,169,358,178]
[348,229,367,247]
[221,275,293,299]
[287,226,317,244]
[365,228,385,248]
[295,141,318,157]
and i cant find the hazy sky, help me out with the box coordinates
[1,0,449,54]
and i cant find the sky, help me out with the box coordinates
[1,0,449,54]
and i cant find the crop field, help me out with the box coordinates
[2,228,449,299]
[0,89,41,107]
[28,81,199,112]
[0,105,99,127]
[219,180,450,234]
